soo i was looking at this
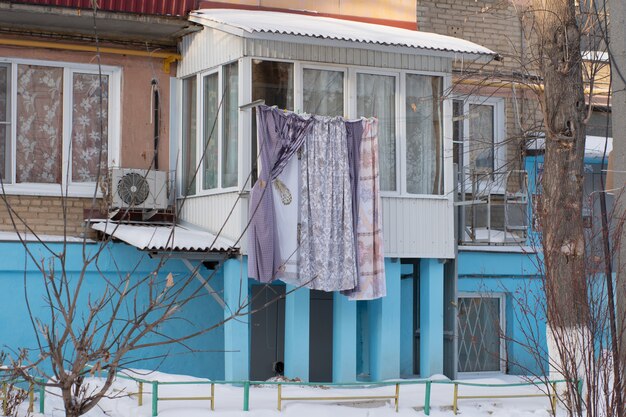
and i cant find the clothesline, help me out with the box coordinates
[247,105,386,301]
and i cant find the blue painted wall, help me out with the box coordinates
[458,152,612,376]
[0,240,226,380]
[458,249,548,375]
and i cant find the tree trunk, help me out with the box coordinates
[608,0,626,407]
[62,386,82,417]
[533,0,588,411]
[537,0,588,324]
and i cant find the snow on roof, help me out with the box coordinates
[189,9,496,57]
[527,135,612,159]
[585,135,613,158]
[91,222,238,253]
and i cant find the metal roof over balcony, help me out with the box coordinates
[189,8,496,57]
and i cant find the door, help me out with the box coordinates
[309,290,333,382]
[250,285,286,381]
[443,261,457,379]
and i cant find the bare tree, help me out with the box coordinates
[450,0,620,415]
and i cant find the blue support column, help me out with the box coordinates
[369,258,401,381]
[284,285,310,381]
[223,257,250,381]
[420,258,444,377]
[332,293,357,382]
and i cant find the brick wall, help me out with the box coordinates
[0,195,99,238]
[417,0,526,73]
[419,0,543,177]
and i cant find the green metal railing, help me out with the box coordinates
[31,369,579,416]
[0,378,40,415]
[117,375,574,416]
[445,379,571,415]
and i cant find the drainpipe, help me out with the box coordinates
[152,79,160,170]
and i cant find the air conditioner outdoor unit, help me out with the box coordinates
[110,168,169,210]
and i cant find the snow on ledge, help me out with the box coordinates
[459,245,537,254]
[0,230,91,243]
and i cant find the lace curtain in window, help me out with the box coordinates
[357,73,396,192]
[16,65,63,184]
[406,74,443,195]
[469,104,494,174]
[71,73,109,183]
[0,65,9,180]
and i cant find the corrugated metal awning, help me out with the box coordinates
[189,9,496,57]
[92,222,238,254]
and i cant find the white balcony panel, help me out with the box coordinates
[382,196,454,259]
[177,192,248,250]
[178,27,244,77]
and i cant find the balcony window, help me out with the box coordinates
[222,62,238,188]
[357,73,396,192]
[406,74,443,195]
[0,63,11,181]
[469,104,495,174]
[181,59,451,198]
[202,72,218,191]
[303,68,344,116]
[251,60,294,184]
[181,61,240,196]
[453,97,505,191]
[181,76,197,196]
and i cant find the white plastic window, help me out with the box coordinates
[0,59,120,196]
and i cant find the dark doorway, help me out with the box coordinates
[443,260,457,379]
[309,290,334,382]
[250,285,286,381]
[400,260,420,376]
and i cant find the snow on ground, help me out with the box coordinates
[22,371,563,417]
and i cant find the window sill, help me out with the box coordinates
[178,187,240,199]
[380,193,449,200]
[0,184,102,199]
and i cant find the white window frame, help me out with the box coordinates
[178,74,199,198]
[199,68,221,194]
[296,63,349,116]
[180,60,241,198]
[457,292,507,375]
[349,67,401,196]
[0,62,11,182]
[401,70,449,198]
[0,57,120,197]
[456,96,506,194]
[238,58,452,198]
[220,61,241,191]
